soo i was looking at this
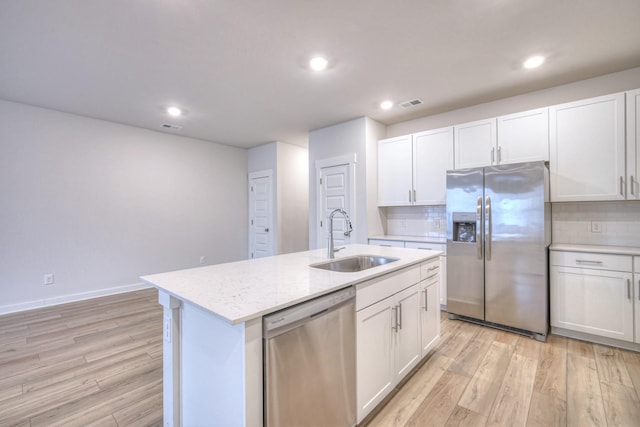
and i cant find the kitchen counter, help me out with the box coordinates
[143,244,439,426]
[141,244,438,325]
[550,243,640,256]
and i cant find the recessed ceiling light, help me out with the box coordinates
[167,106,182,117]
[380,100,394,110]
[309,56,328,71]
[523,55,545,69]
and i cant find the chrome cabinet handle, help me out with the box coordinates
[398,303,402,330]
[476,196,483,260]
[424,290,428,312]
[485,196,492,261]
[391,306,398,332]
[409,190,412,204]
[620,176,625,196]
[576,260,603,265]
[498,146,502,164]
[631,176,636,196]
[413,189,416,203]
[628,279,632,300]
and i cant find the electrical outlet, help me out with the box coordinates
[401,219,407,229]
[43,274,54,285]
[199,256,206,265]
[591,221,603,233]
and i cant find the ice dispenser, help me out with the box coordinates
[452,212,477,243]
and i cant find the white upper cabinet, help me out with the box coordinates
[550,92,626,202]
[377,135,413,206]
[413,127,454,205]
[627,89,640,200]
[454,118,496,169]
[378,128,453,206]
[497,107,549,164]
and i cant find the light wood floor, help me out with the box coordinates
[0,288,163,427]
[2,291,640,427]
[365,312,640,427]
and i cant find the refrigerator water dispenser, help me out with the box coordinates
[452,212,477,243]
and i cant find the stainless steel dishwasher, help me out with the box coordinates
[263,286,356,427]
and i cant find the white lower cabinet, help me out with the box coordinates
[635,256,640,343]
[355,261,439,423]
[419,267,440,357]
[550,250,634,342]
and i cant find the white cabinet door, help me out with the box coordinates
[497,107,549,164]
[420,276,440,357]
[551,266,634,342]
[550,92,626,201]
[440,256,447,308]
[454,118,496,169]
[356,296,394,422]
[413,127,454,205]
[635,272,640,343]
[393,284,422,379]
[627,89,640,200]
[378,135,413,206]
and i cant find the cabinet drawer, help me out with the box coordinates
[420,259,440,281]
[404,241,446,254]
[635,256,640,272]
[356,266,420,311]
[368,239,404,248]
[550,250,632,272]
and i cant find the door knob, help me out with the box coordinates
[264,228,269,232]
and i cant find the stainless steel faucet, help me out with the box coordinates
[327,208,353,259]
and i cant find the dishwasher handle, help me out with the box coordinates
[263,287,355,338]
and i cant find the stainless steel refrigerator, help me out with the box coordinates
[446,161,551,341]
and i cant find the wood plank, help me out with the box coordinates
[525,391,566,427]
[566,353,606,427]
[533,334,567,401]
[515,336,542,360]
[494,330,519,347]
[405,371,470,427]
[593,344,634,388]
[600,380,640,426]
[485,353,537,426]
[436,321,481,360]
[444,405,487,427]
[567,338,594,359]
[621,349,640,394]
[367,353,454,427]
[448,327,497,378]
[458,341,514,416]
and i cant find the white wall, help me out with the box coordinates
[387,67,640,137]
[276,142,309,254]
[365,117,387,237]
[0,100,248,314]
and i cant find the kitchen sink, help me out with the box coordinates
[310,255,399,273]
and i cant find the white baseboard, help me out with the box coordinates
[0,282,152,316]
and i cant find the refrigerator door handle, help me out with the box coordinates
[485,195,491,261]
[476,196,483,260]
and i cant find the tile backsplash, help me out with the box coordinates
[552,201,640,247]
[383,201,640,248]
[384,206,446,239]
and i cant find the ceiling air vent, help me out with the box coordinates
[161,123,183,130]
[399,99,423,109]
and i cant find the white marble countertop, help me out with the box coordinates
[141,244,440,325]
[550,243,640,256]
[369,234,446,244]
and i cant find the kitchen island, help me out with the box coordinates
[141,244,440,427]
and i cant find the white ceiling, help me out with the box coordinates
[1,0,640,148]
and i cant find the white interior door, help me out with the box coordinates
[249,171,274,258]
[318,164,352,249]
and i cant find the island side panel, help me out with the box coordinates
[181,300,263,427]
[159,291,181,427]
